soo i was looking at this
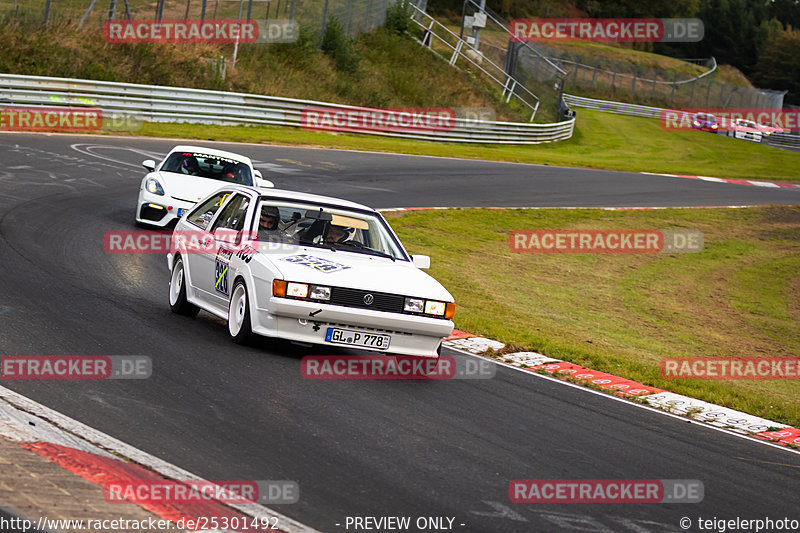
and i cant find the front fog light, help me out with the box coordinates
[287,282,309,298]
[424,300,446,316]
[404,297,424,313]
[310,285,331,300]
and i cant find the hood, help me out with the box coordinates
[258,247,453,301]
[157,172,236,202]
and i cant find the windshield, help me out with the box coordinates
[253,198,409,261]
[161,151,253,185]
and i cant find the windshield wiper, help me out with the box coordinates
[329,241,396,261]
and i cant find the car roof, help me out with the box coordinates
[167,145,253,165]
[223,185,378,213]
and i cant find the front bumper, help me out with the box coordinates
[253,296,453,357]
[136,190,195,227]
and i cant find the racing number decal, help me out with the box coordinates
[215,248,233,296]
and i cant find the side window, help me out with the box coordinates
[211,194,251,232]
[186,192,231,230]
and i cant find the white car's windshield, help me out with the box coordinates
[161,151,253,185]
[254,198,408,261]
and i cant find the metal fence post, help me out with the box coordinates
[363,0,372,31]
[247,0,253,20]
[79,0,100,27]
[44,0,52,23]
[290,0,296,21]
[345,0,352,36]
[320,0,330,46]
[201,0,207,20]
[670,72,676,102]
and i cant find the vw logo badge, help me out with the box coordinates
[363,294,374,305]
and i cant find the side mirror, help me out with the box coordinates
[254,170,274,188]
[142,160,156,172]
[411,254,430,269]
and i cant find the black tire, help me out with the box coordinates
[228,279,254,345]
[168,256,200,317]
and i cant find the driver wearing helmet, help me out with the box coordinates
[180,156,200,176]
[258,206,292,243]
[324,224,352,244]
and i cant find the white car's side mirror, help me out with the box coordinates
[411,254,430,269]
[254,170,274,188]
[142,159,156,172]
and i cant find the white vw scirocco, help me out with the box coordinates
[167,185,454,356]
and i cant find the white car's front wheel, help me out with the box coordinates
[169,257,200,317]
[228,280,254,345]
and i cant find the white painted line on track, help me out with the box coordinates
[440,345,800,457]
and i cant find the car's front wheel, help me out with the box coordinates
[229,280,254,345]
[169,257,200,317]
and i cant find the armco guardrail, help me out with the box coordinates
[565,93,800,152]
[563,94,669,119]
[0,74,574,144]
[761,132,800,152]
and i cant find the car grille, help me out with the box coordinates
[329,287,405,314]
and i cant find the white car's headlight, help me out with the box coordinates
[286,282,309,298]
[145,177,165,196]
[309,285,331,301]
[424,300,447,316]
[404,298,425,313]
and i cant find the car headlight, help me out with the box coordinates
[309,285,331,301]
[145,177,165,196]
[424,300,446,316]
[711,124,718,129]
[286,282,309,298]
[405,298,455,318]
[404,297,425,313]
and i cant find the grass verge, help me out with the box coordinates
[120,107,800,181]
[384,206,800,427]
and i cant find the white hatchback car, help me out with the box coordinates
[167,185,455,356]
[136,145,273,227]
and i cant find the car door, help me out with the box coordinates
[183,191,234,304]
[205,193,252,313]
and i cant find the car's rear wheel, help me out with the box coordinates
[169,257,200,317]
[229,280,254,345]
